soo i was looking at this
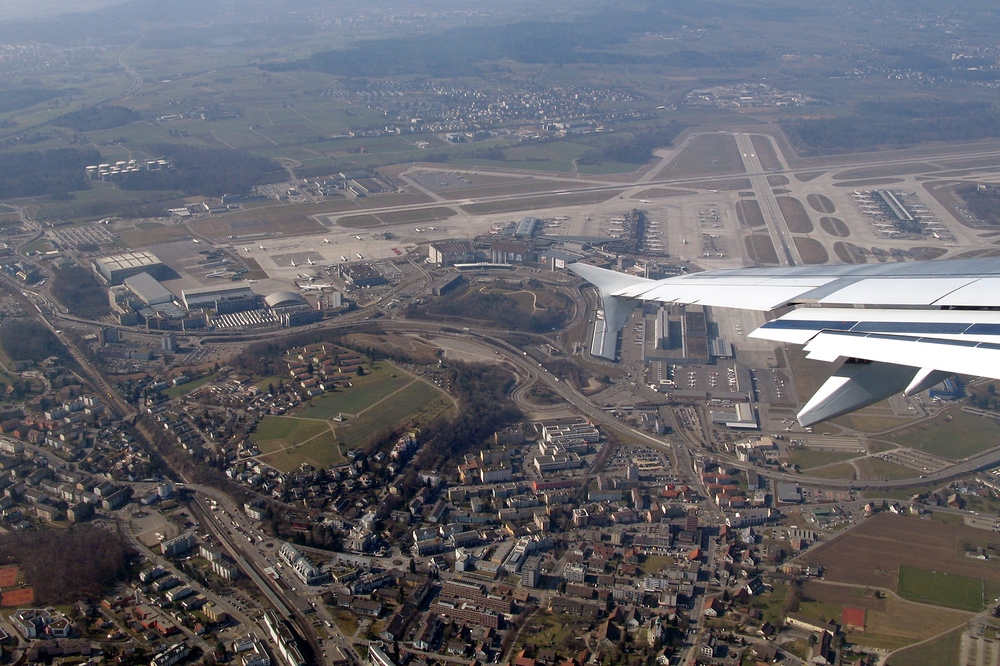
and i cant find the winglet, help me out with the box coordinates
[570,264,652,360]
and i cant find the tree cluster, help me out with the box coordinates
[784,101,1000,155]
[0,320,68,363]
[0,147,99,199]
[956,184,1000,225]
[51,265,110,319]
[411,361,522,470]
[0,88,67,115]
[409,289,568,333]
[52,105,140,132]
[118,144,284,197]
[266,7,776,79]
[577,123,686,166]
[0,526,130,604]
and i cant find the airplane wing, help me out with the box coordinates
[571,259,1000,426]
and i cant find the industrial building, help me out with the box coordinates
[709,403,758,429]
[490,239,535,264]
[93,251,167,284]
[339,263,387,287]
[181,284,258,312]
[123,272,175,306]
[428,240,476,266]
[263,291,307,309]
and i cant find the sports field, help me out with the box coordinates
[897,565,999,611]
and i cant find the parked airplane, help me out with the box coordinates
[340,255,348,262]
[324,238,331,243]
[258,244,266,250]
[356,253,363,259]
[243,247,250,253]
[289,259,297,267]
[307,258,315,265]
[572,258,1000,427]
[192,238,200,243]
[297,282,333,291]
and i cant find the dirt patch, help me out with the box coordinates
[735,200,766,227]
[0,566,17,587]
[690,178,752,191]
[807,193,837,214]
[746,234,779,264]
[796,171,825,182]
[833,178,905,188]
[820,217,850,237]
[338,206,457,229]
[794,237,829,264]
[119,223,190,248]
[957,248,1000,258]
[1,587,33,607]
[242,257,268,281]
[342,333,441,364]
[834,241,868,264]
[800,512,1000,590]
[634,188,698,198]
[194,210,325,241]
[461,190,623,215]
[750,135,783,171]
[833,163,938,180]
[776,196,814,233]
[910,247,948,261]
[662,133,746,178]
[802,580,887,612]
[768,175,790,186]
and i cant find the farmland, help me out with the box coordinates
[801,513,1000,591]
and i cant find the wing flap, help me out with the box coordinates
[802,330,1000,380]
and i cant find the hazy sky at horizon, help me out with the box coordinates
[0,0,129,22]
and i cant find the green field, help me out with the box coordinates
[886,628,963,666]
[253,362,454,471]
[889,409,1000,460]
[785,449,859,470]
[897,565,987,611]
[164,373,218,399]
[335,380,452,448]
[807,463,857,480]
[857,457,918,481]
[251,416,330,454]
[258,430,342,472]
[294,367,414,419]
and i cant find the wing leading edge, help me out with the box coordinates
[570,259,1000,426]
